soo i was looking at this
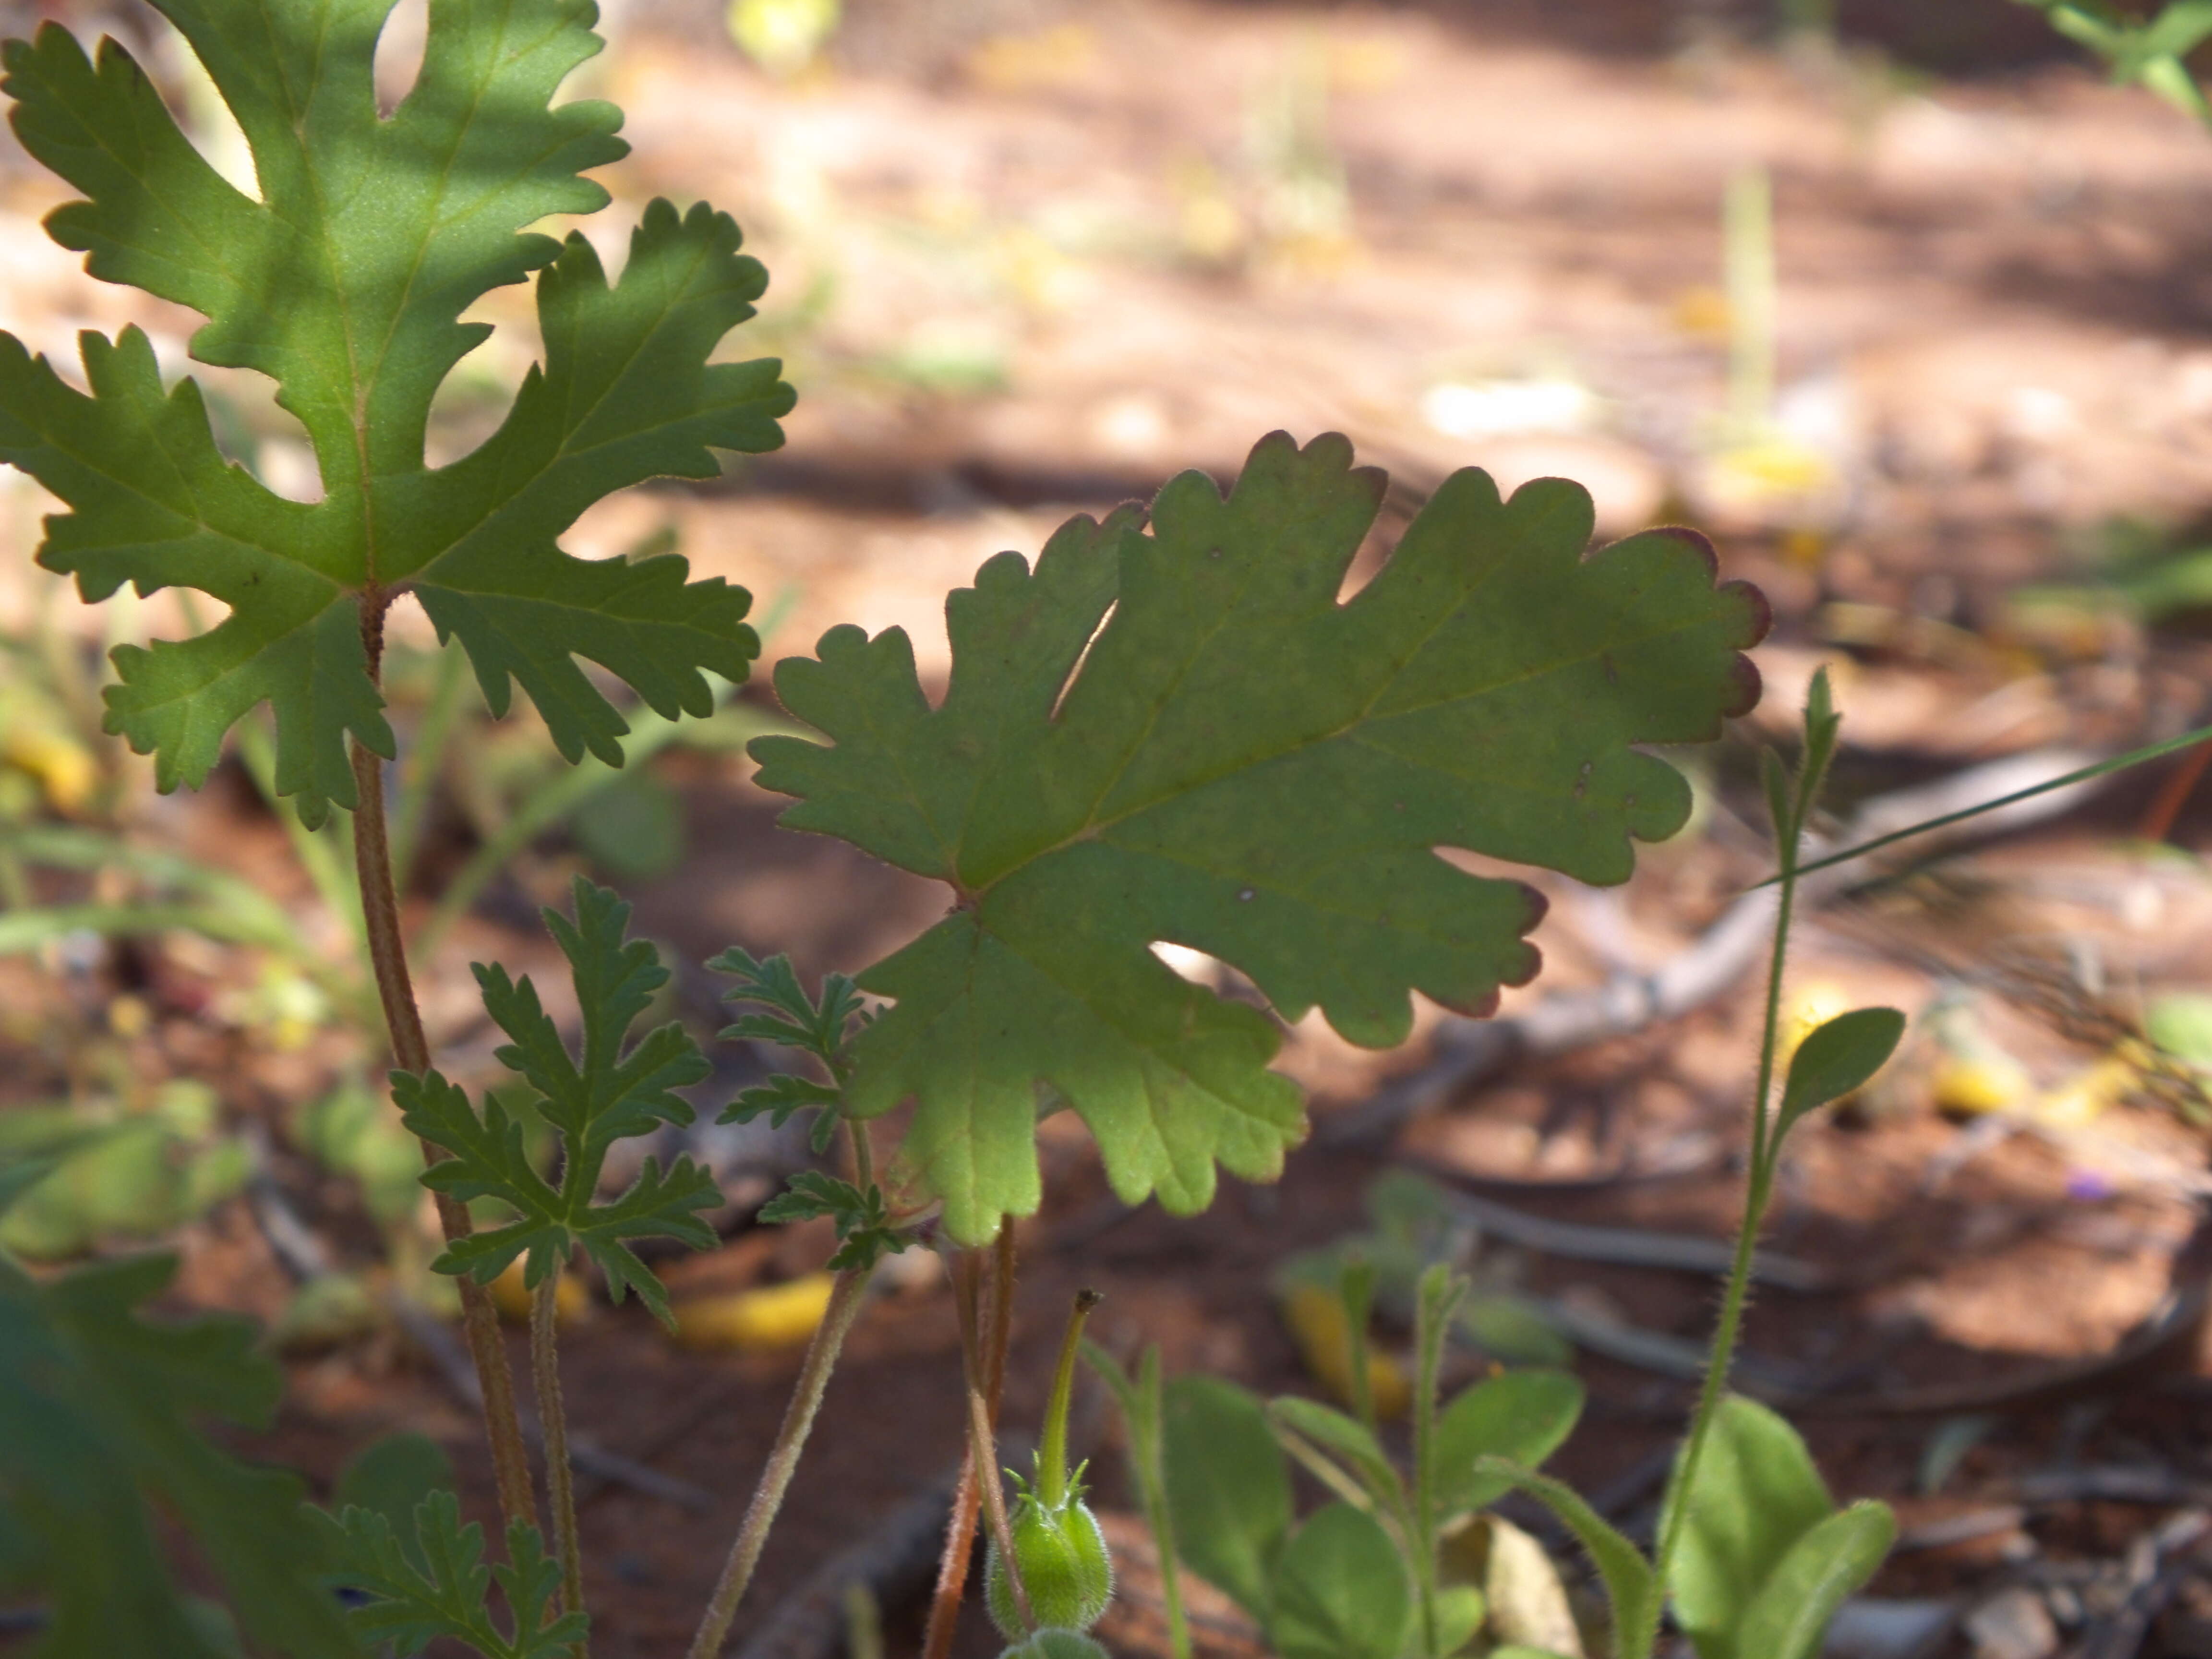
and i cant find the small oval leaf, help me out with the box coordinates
[1777,1007,1906,1138]
[1432,1369,1585,1517]
[1732,1501,1897,1659]
[1268,1503,1411,1659]
[1162,1376,1293,1623]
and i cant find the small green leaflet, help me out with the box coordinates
[0,1251,358,1658]
[328,1491,586,1659]
[711,946,864,1151]
[759,1171,906,1271]
[754,432,1766,1242]
[398,878,718,1326]
[0,0,793,825]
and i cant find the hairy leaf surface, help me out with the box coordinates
[0,0,793,822]
[754,432,1765,1241]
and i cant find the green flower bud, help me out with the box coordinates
[987,1287,1113,1640]
[986,1478,1113,1637]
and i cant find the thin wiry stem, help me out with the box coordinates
[952,1241,1034,1632]
[1639,782,1804,1658]
[687,1266,870,1659]
[353,597,538,1537]
[531,1270,586,1642]
[922,1231,1020,1659]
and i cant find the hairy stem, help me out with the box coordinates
[953,1242,1034,1632]
[531,1271,585,1641]
[351,603,538,1537]
[1642,804,1803,1656]
[922,1233,1018,1659]
[688,1265,870,1659]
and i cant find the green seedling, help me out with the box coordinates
[1114,1262,1583,1659]
[1478,671,1903,1659]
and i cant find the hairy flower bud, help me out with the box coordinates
[986,1287,1113,1639]
[986,1482,1114,1638]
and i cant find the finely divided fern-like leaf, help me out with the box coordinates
[0,0,794,824]
[398,878,718,1325]
[753,431,1767,1242]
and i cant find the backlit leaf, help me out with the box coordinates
[755,431,1765,1240]
[0,0,792,824]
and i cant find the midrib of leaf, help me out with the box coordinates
[1010,585,1729,888]
[961,500,1522,892]
[357,0,515,443]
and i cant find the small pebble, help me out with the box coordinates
[1964,1586,2059,1659]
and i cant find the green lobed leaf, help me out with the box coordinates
[1265,1503,1410,1659]
[754,432,1765,1241]
[328,1491,587,1659]
[710,947,865,1070]
[1161,1375,1294,1624]
[0,1,793,824]
[399,879,720,1326]
[1430,1369,1586,1517]
[0,1251,360,1657]
[329,1434,455,1558]
[1665,1395,1839,1659]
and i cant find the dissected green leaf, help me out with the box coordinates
[712,949,864,1151]
[399,879,719,1325]
[1162,1375,1294,1623]
[757,1170,907,1270]
[0,0,793,824]
[1774,1008,1905,1145]
[1730,1502,1894,1659]
[1266,1503,1410,1659]
[712,947,865,1070]
[1431,1369,1585,1517]
[330,1434,456,1556]
[328,1491,586,1659]
[755,432,1764,1240]
[0,1252,359,1657]
[1666,1395,1838,1659]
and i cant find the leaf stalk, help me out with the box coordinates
[686,1264,870,1659]
[351,602,540,1538]
[531,1269,586,1646]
